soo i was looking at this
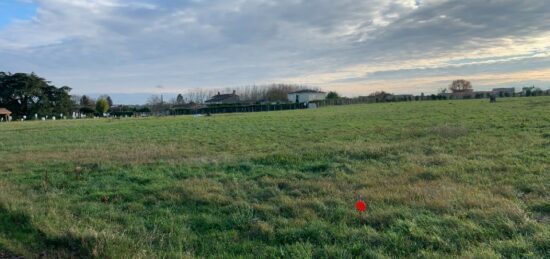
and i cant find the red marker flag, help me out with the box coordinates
[355,200,367,213]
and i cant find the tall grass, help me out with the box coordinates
[0,97,549,258]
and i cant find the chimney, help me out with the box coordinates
[233,90,236,95]
[217,91,220,95]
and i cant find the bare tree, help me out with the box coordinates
[239,85,267,102]
[449,80,473,93]
[185,88,212,103]
[80,95,95,108]
[368,91,390,97]
[147,95,168,114]
[264,84,313,102]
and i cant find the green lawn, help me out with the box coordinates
[1,97,549,258]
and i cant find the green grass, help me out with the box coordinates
[1,97,549,258]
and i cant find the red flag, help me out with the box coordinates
[356,200,367,213]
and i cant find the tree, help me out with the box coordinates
[176,94,185,105]
[326,91,340,99]
[0,72,74,118]
[96,98,110,114]
[147,95,168,114]
[264,84,312,102]
[48,86,73,115]
[449,79,473,93]
[79,106,95,115]
[185,88,211,104]
[265,85,291,101]
[99,95,113,107]
[80,95,95,108]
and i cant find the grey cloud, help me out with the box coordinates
[352,0,550,60]
[0,0,548,97]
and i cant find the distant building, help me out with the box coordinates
[473,91,492,98]
[390,94,414,101]
[0,108,12,122]
[287,89,327,103]
[205,91,240,105]
[492,88,515,96]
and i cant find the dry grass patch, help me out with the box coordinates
[431,124,469,138]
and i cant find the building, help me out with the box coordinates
[205,91,240,105]
[473,91,492,98]
[287,89,327,103]
[0,108,12,122]
[390,94,414,101]
[492,88,515,96]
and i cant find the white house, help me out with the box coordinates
[287,89,327,103]
[492,87,515,96]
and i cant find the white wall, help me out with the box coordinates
[287,92,327,103]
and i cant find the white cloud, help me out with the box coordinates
[0,0,549,100]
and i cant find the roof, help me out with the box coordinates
[288,89,326,94]
[0,108,12,115]
[205,93,239,103]
[492,88,515,91]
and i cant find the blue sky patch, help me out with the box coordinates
[0,0,36,28]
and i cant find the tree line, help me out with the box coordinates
[75,94,113,115]
[2,72,548,119]
[0,72,73,118]
[0,72,115,118]
[166,84,322,105]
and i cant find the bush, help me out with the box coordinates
[96,99,110,114]
[326,91,340,100]
[79,107,95,115]
[110,111,134,117]
[137,107,151,113]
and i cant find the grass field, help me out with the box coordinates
[1,97,549,258]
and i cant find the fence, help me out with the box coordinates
[170,102,308,116]
[168,93,510,116]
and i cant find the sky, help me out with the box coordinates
[1,0,549,104]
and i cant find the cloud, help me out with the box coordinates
[0,0,549,102]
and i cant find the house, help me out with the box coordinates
[205,91,240,105]
[287,89,327,103]
[0,108,12,122]
[492,88,515,97]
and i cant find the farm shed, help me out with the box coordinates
[0,108,12,121]
[287,89,327,103]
